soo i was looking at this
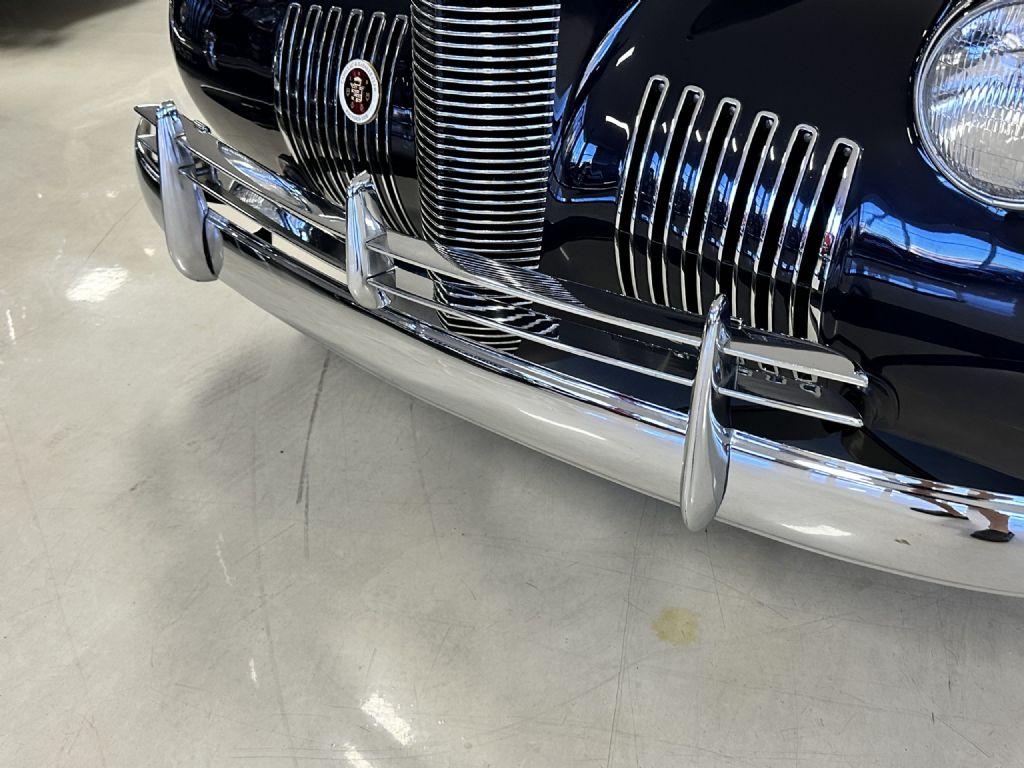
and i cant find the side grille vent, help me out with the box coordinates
[616,76,861,342]
[274,3,414,233]
[411,0,561,350]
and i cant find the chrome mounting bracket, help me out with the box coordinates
[345,173,394,310]
[680,295,736,532]
[155,101,223,281]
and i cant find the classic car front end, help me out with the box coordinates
[137,0,1024,595]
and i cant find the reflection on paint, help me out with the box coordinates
[782,524,853,537]
[361,693,413,746]
[66,267,128,303]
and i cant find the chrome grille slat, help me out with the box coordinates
[319,7,348,202]
[614,76,666,298]
[412,0,560,347]
[648,86,703,307]
[418,104,555,121]
[336,9,362,179]
[417,1,562,12]
[763,125,816,334]
[615,80,861,342]
[727,112,779,318]
[274,4,413,234]
[374,15,416,234]
[684,98,741,316]
[298,7,323,190]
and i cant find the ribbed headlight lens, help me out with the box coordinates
[916,0,1024,209]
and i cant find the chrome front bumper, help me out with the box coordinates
[135,102,1024,596]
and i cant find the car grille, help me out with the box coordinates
[410,0,561,350]
[615,76,861,343]
[273,3,414,234]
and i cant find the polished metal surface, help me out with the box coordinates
[346,172,392,310]
[154,102,222,281]
[680,296,734,531]
[411,0,561,349]
[133,102,1024,596]
[616,79,861,341]
[273,3,413,234]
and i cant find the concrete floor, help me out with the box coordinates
[2,1,1024,766]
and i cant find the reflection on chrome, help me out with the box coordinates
[521,410,607,442]
[782,524,853,538]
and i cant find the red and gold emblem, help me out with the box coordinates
[340,59,381,125]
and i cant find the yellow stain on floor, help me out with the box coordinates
[652,607,699,647]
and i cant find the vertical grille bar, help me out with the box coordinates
[725,112,778,323]
[375,16,416,234]
[614,82,860,342]
[411,0,561,349]
[615,76,668,301]
[761,125,816,333]
[803,140,861,341]
[273,4,413,233]
[650,87,704,307]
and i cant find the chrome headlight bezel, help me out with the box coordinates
[914,0,1024,211]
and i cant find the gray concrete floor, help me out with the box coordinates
[2,2,1024,766]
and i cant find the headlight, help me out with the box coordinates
[915,0,1024,209]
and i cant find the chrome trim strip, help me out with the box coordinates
[717,110,775,306]
[661,88,706,310]
[808,140,861,342]
[749,125,807,329]
[765,125,817,334]
[629,77,669,299]
[319,6,347,202]
[691,98,741,315]
[614,75,667,296]
[681,99,735,314]
[729,112,779,318]
[650,86,702,307]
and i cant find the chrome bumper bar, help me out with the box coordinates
[135,102,1024,596]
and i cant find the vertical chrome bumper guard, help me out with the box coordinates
[155,102,223,281]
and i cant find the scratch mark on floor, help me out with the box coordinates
[252,435,301,768]
[936,716,992,759]
[705,529,727,631]
[84,716,109,768]
[297,353,330,559]
[0,410,89,688]
[605,499,646,768]
[409,400,442,557]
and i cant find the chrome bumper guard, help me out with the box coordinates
[135,102,1024,595]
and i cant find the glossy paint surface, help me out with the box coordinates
[170,0,1024,491]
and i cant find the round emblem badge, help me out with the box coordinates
[340,59,381,125]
